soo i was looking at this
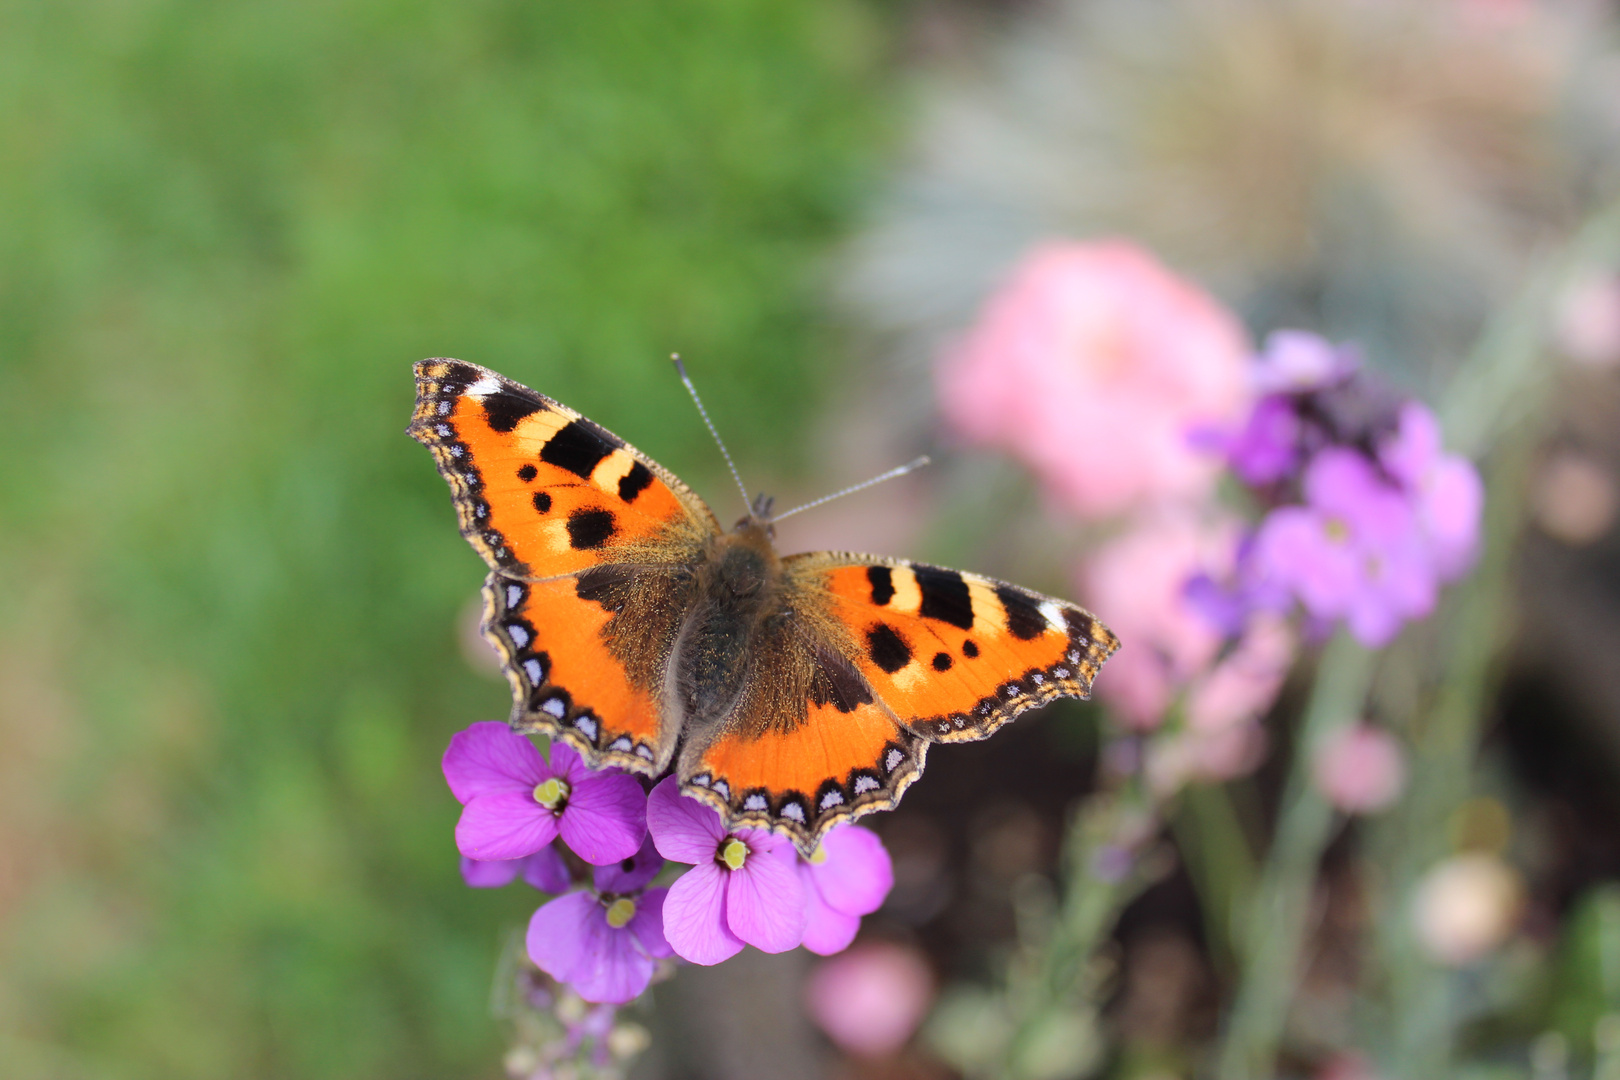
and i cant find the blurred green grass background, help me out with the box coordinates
[0,2,893,1075]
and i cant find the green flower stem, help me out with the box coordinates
[1372,425,1530,1077]
[1173,779,1259,977]
[1000,783,1171,1080]
[1371,189,1620,1077]
[1215,632,1375,1080]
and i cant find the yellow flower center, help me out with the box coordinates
[1324,516,1351,544]
[532,777,570,810]
[605,897,637,929]
[806,844,828,866]
[720,837,749,871]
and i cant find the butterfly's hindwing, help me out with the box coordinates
[674,602,929,852]
[482,567,692,775]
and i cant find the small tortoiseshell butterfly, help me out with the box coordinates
[410,359,1119,854]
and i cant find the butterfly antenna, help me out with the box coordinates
[772,455,931,523]
[672,354,751,513]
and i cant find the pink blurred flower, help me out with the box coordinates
[1185,611,1294,734]
[1556,274,1620,370]
[646,778,806,965]
[1312,723,1407,814]
[1145,719,1269,794]
[1315,1051,1386,1080]
[940,240,1251,518]
[1077,510,1242,729]
[806,942,934,1058]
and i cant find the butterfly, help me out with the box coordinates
[409,359,1118,855]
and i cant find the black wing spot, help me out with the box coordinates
[932,651,953,672]
[963,639,980,658]
[916,566,974,630]
[533,491,552,514]
[518,464,538,482]
[482,390,543,433]
[617,461,654,503]
[566,507,617,550]
[867,566,894,605]
[866,623,913,674]
[996,584,1048,641]
[541,419,616,480]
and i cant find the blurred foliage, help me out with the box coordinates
[0,1,894,1076]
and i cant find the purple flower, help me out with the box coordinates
[526,838,672,1004]
[442,722,647,865]
[1379,402,1484,580]
[1253,449,1436,646]
[1226,394,1303,485]
[798,825,893,956]
[646,777,806,965]
[460,846,571,892]
[1250,329,1357,394]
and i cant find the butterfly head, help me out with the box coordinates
[732,492,777,539]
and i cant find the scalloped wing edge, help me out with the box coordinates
[678,727,930,857]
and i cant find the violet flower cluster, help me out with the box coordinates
[443,722,894,1006]
[1199,331,1484,648]
[939,243,1483,802]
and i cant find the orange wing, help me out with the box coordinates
[408,359,718,579]
[410,359,719,774]
[679,680,929,854]
[676,553,1116,854]
[799,553,1118,743]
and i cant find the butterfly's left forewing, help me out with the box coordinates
[410,359,719,775]
[409,359,718,578]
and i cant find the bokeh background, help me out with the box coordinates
[5,1,1620,1078]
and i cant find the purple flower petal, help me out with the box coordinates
[522,846,573,893]
[547,739,590,786]
[1379,402,1441,487]
[595,834,664,894]
[725,840,806,954]
[527,890,598,984]
[647,777,725,863]
[801,878,862,956]
[570,923,658,1005]
[808,826,893,916]
[663,862,743,965]
[1228,395,1301,485]
[1253,330,1355,393]
[460,854,524,888]
[628,886,674,959]
[1422,455,1484,579]
[558,772,648,866]
[527,891,659,1004]
[455,791,559,861]
[442,721,548,804]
